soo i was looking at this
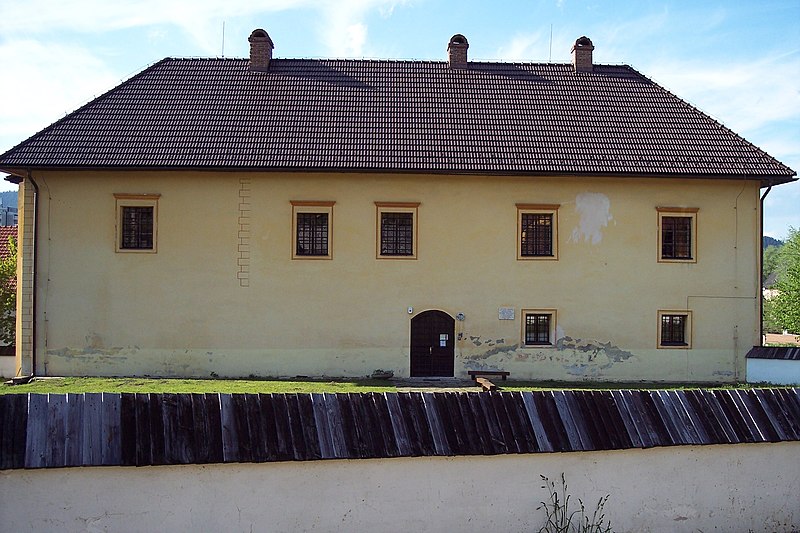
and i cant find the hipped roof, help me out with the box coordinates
[0,58,795,185]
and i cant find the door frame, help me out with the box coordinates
[410,309,455,377]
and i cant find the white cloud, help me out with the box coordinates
[0,39,120,148]
[647,55,800,135]
[495,33,547,62]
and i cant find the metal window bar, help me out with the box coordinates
[662,216,692,259]
[520,213,553,256]
[296,213,328,256]
[121,206,154,249]
[661,315,686,345]
[380,212,413,255]
[525,314,551,345]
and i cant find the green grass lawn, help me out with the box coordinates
[0,377,399,395]
[0,376,786,394]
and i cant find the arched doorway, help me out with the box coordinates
[410,310,455,377]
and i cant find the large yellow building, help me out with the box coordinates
[1,32,795,382]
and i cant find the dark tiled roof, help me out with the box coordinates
[747,346,800,360]
[2,389,798,469]
[0,59,795,184]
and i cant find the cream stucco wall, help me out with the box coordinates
[1,443,797,532]
[24,171,761,381]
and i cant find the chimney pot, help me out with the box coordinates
[571,36,594,73]
[249,29,274,72]
[447,34,469,69]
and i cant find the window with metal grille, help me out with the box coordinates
[520,213,553,257]
[380,212,413,256]
[661,216,692,259]
[525,313,552,345]
[296,212,329,256]
[660,314,687,346]
[120,206,154,250]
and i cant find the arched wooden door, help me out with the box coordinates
[410,310,455,377]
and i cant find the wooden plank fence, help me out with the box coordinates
[1,389,799,470]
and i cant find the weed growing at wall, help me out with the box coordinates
[537,473,613,533]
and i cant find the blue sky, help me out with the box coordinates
[1,0,798,238]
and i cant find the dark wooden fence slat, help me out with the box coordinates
[466,391,495,455]
[231,394,253,463]
[520,392,552,453]
[421,392,450,456]
[500,392,534,454]
[160,393,178,464]
[65,393,84,467]
[191,393,211,464]
[323,393,348,459]
[82,393,102,466]
[383,392,412,457]
[257,394,280,461]
[219,393,239,463]
[369,393,399,458]
[269,394,295,461]
[285,394,308,460]
[134,393,152,466]
[297,394,321,460]
[148,393,166,465]
[25,393,48,468]
[101,393,121,466]
[1,394,27,469]
[310,393,333,459]
[433,393,461,454]
[47,394,67,467]
[203,394,224,464]
[119,393,137,467]
[477,392,507,454]
[245,394,267,463]
[176,393,196,464]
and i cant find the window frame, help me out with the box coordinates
[291,201,335,260]
[114,193,160,253]
[657,310,693,349]
[517,204,559,260]
[521,309,557,347]
[657,207,698,263]
[375,202,419,260]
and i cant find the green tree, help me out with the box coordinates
[771,228,800,334]
[0,236,16,345]
[763,244,783,283]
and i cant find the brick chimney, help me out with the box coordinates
[249,29,274,72]
[571,36,594,73]
[448,34,469,69]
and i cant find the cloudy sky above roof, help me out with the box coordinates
[0,0,797,238]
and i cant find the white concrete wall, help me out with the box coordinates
[1,443,797,532]
[747,359,800,385]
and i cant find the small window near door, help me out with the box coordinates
[375,202,419,259]
[115,193,160,253]
[522,309,557,346]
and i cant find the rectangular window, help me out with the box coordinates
[658,310,692,348]
[517,204,559,260]
[522,309,557,346]
[291,201,334,259]
[115,194,160,253]
[375,202,419,259]
[658,208,698,262]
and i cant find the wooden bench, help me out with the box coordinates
[467,370,510,381]
[475,377,497,392]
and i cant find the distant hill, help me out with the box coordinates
[0,191,17,209]
[763,236,784,249]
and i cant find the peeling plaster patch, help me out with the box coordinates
[555,336,635,363]
[570,192,613,245]
[712,370,735,377]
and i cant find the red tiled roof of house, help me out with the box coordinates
[0,226,16,261]
[0,58,795,184]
